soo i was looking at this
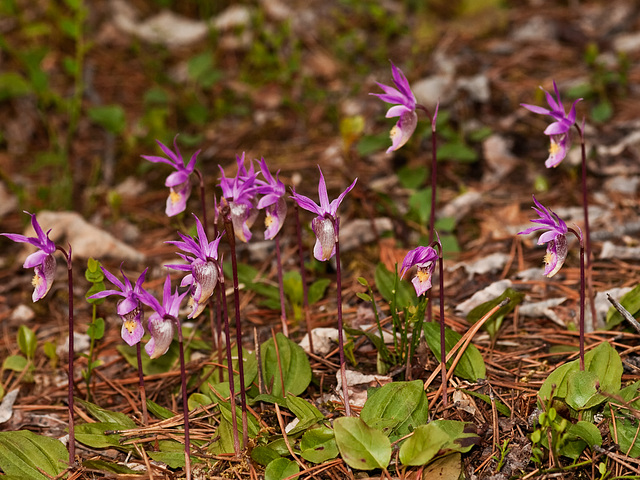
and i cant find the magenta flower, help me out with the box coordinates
[370,62,418,153]
[141,136,200,216]
[256,157,287,240]
[2,211,57,302]
[291,166,357,261]
[89,266,149,346]
[139,274,188,359]
[519,196,572,278]
[218,153,259,242]
[521,81,582,168]
[166,215,222,319]
[400,246,439,297]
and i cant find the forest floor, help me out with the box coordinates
[1,0,640,478]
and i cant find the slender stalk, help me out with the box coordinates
[275,234,289,336]
[168,314,191,480]
[575,124,597,330]
[222,208,249,448]
[218,273,240,454]
[136,343,148,425]
[294,204,313,354]
[437,243,447,407]
[333,217,351,416]
[57,245,75,465]
[569,227,586,371]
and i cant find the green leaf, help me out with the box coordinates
[74,397,137,428]
[87,317,105,340]
[566,421,602,454]
[399,420,479,466]
[438,141,477,163]
[408,188,432,226]
[261,333,311,399]
[251,445,281,466]
[82,459,141,474]
[199,346,257,397]
[308,278,331,305]
[17,325,37,360]
[74,422,128,449]
[566,370,603,411]
[300,426,339,463]
[423,323,486,381]
[118,341,179,375]
[285,396,324,435]
[147,451,189,468]
[591,100,613,123]
[0,430,68,479]
[264,457,300,480]
[616,418,640,458]
[360,380,428,439]
[357,133,393,156]
[2,355,27,372]
[374,262,417,308]
[606,284,640,330]
[85,282,106,305]
[88,105,126,134]
[539,342,622,405]
[146,399,175,420]
[188,392,215,410]
[467,288,524,339]
[397,165,428,190]
[333,417,391,470]
[0,72,31,101]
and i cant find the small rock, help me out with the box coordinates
[17,210,145,263]
[512,16,557,42]
[340,218,393,253]
[600,241,640,260]
[413,75,455,109]
[0,389,20,424]
[56,332,91,358]
[456,279,512,317]
[10,304,35,323]
[452,252,510,280]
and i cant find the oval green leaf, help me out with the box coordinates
[334,417,391,471]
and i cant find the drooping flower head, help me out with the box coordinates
[255,157,287,240]
[218,153,260,242]
[139,274,188,359]
[291,166,357,261]
[370,61,418,153]
[166,214,222,318]
[89,266,148,346]
[400,246,439,297]
[519,196,572,277]
[141,136,200,216]
[521,81,582,168]
[2,211,57,302]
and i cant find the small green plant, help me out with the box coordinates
[82,258,106,401]
[1,325,38,390]
[493,438,510,472]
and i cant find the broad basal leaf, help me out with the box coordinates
[334,417,391,471]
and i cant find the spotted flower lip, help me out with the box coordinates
[89,266,149,346]
[521,81,582,168]
[256,157,287,240]
[519,195,571,278]
[370,61,418,153]
[218,153,260,242]
[141,136,200,216]
[291,166,357,261]
[2,211,57,302]
[400,246,439,297]
[165,214,222,318]
[139,274,188,359]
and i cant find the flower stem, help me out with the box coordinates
[334,217,351,416]
[219,274,240,454]
[136,343,148,425]
[194,168,208,234]
[437,245,447,407]
[222,212,249,449]
[57,245,75,465]
[275,234,289,337]
[171,315,192,479]
[569,227,585,371]
[294,204,314,354]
